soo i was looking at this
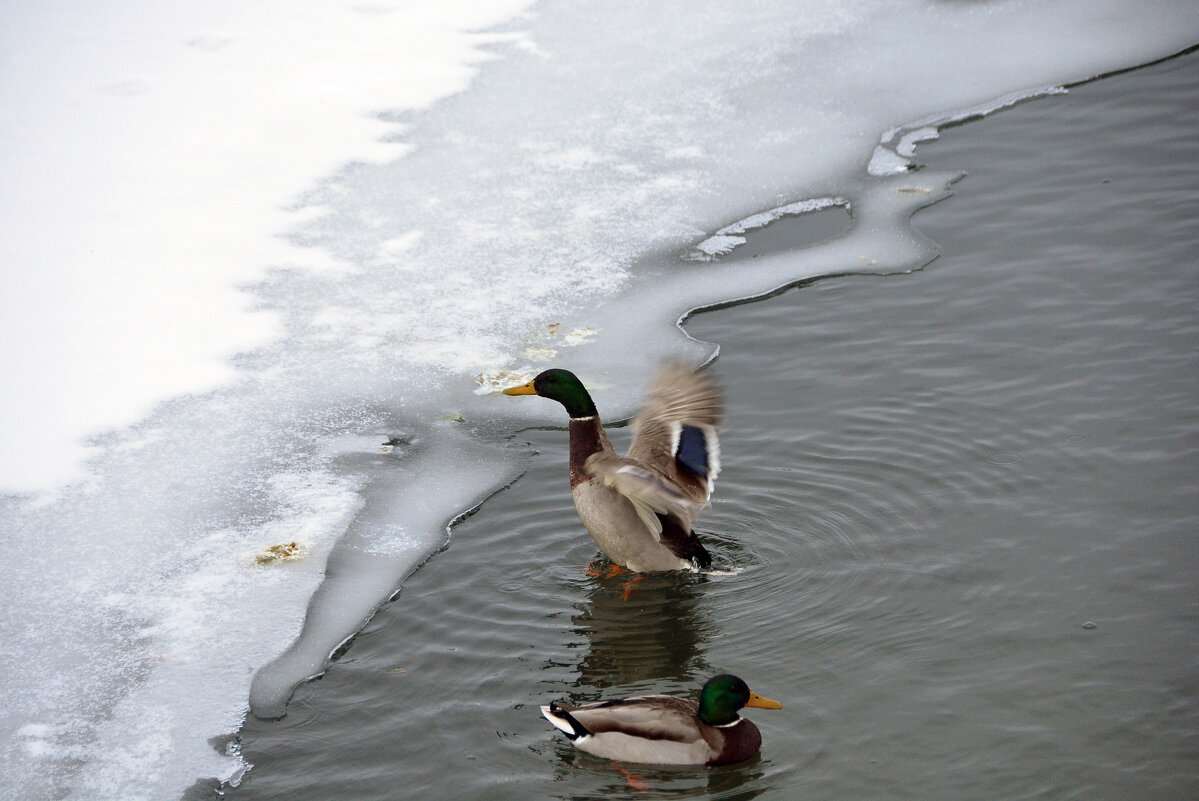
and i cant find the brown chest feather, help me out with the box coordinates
[708,718,763,765]
[568,417,608,489]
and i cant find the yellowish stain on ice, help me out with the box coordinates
[254,541,306,565]
[563,326,596,345]
[521,346,557,361]
[476,366,536,394]
[474,323,598,394]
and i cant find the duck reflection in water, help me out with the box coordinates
[570,570,712,690]
[555,747,770,800]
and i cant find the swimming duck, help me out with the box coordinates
[503,364,722,572]
[541,673,782,766]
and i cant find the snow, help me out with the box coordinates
[0,0,535,493]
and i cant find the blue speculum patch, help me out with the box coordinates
[676,425,710,477]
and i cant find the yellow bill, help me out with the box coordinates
[502,381,539,396]
[745,691,783,710]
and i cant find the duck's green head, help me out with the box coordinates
[697,674,783,726]
[502,368,598,419]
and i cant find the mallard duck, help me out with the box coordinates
[503,364,722,572]
[541,673,782,766]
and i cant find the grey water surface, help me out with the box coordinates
[222,49,1199,801]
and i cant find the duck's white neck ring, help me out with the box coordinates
[712,716,744,729]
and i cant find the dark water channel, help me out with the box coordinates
[224,50,1199,801]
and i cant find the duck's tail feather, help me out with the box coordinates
[541,702,590,740]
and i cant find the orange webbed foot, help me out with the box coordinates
[612,760,650,792]
[620,575,646,601]
[585,561,629,579]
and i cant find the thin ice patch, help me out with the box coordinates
[685,198,848,261]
